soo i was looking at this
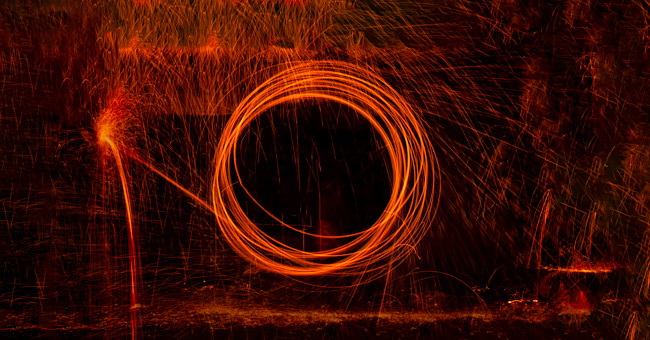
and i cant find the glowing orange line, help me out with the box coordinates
[104,138,140,340]
[105,138,138,307]
[541,265,613,274]
[127,152,215,215]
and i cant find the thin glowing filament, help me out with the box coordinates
[128,153,215,214]
[104,138,139,310]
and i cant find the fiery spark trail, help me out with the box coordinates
[102,138,141,340]
[3,0,648,338]
[95,89,143,339]
[212,60,438,280]
[540,265,615,275]
[127,152,215,215]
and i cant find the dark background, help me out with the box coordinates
[1,0,649,338]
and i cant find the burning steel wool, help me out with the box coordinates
[1,0,649,339]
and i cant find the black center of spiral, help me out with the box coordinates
[234,100,391,252]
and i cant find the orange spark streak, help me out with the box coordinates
[104,137,140,339]
[95,88,141,339]
[540,265,614,274]
[126,152,215,215]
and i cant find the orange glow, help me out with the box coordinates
[96,89,134,152]
[104,138,139,308]
[96,91,141,340]
[559,289,592,316]
[540,263,615,274]
[507,299,538,304]
[93,61,440,295]
[103,138,141,340]
[211,60,439,280]
[4,0,646,338]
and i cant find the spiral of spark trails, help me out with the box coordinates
[212,60,438,278]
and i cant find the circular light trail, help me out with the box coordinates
[212,60,438,278]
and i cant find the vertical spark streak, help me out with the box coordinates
[104,137,140,340]
[529,189,552,269]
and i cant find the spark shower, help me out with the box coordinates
[1,0,649,339]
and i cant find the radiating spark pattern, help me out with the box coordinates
[95,90,143,339]
[212,61,438,278]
